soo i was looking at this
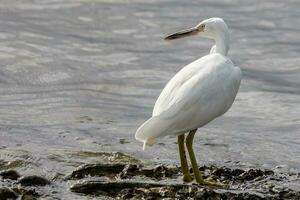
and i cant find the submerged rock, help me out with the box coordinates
[0,170,20,180]
[18,175,50,186]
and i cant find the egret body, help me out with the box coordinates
[135,18,242,185]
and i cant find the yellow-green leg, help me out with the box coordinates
[185,130,204,183]
[177,134,193,182]
[186,129,224,187]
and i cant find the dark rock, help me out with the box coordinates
[12,188,39,200]
[152,165,178,178]
[118,188,135,199]
[278,190,300,200]
[212,167,245,181]
[66,163,126,180]
[0,187,18,200]
[118,164,140,179]
[118,164,179,180]
[238,169,265,181]
[20,194,37,200]
[66,160,299,199]
[70,180,188,195]
[70,179,271,199]
[18,175,50,186]
[0,170,21,180]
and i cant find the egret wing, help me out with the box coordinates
[152,54,229,116]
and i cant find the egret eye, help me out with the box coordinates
[198,24,205,31]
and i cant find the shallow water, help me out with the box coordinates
[0,0,300,198]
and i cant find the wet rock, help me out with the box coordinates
[237,169,273,181]
[67,163,180,181]
[119,164,179,180]
[21,195,36,200]
[70,180,187,196]
[212,167,245,179]
[143,164,179,179]
[67,161,300,199]
[0,170,21,180]
[18,175,50,186]
[66,163,126,180]
[210,167,275,182]
[0,187,18,200]
[71,151,141,164]
[70,179,270,199]
[12,188,39,200]
[118,164,140,179]
[0,160,26,170]
[279,189,300,200]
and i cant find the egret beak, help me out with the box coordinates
[164,25,204,41]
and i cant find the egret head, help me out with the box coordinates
[164,18,229,41]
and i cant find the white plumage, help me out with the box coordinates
[135,18,242,150]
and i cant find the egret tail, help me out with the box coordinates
[135,115,170,150]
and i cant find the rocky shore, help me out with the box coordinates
[1,152,300,199]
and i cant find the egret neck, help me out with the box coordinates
[211,29,229,56]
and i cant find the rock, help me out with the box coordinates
[66,161,300,199]
[279,189,300,200]
[70,179,271,199]
[0,170,21,180]
[119,164,179,180]
[212,167,246,182]
[118,164,140,179]
[18,175,50,186]
[66,163,126,180]
[71,151,142,164]
[0,187,18,200]
[70,180,189,197]
[12,188,39,200]
[238,169,265,181]
[20,194,37,200]
[67,163,180,181]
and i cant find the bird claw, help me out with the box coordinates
[182,175,193,183]
[199,178,229,188]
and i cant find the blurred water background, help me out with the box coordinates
[0,0,299,198]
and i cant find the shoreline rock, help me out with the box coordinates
[67,162,300,199]
[1,153,300,199]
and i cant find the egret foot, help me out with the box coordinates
[182,174,193,182]
[198,177,227,188]
[185,130,227,188]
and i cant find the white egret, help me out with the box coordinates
[135,18,242,185]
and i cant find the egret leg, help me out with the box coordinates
[186,130,225,187]
[177,134,193,182]
[185,129,204,183]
